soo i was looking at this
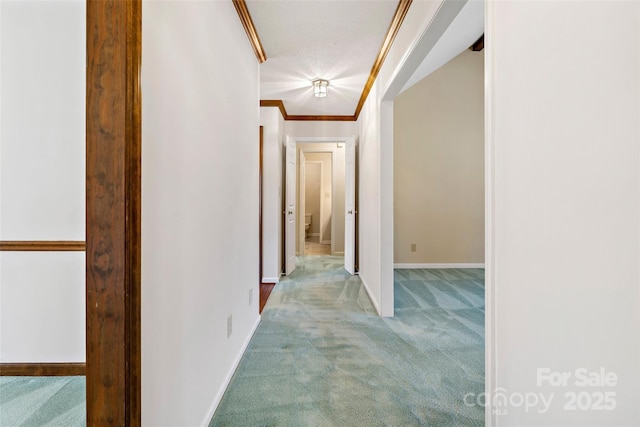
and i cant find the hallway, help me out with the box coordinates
[304,236,331,256]
[210,257,485,426]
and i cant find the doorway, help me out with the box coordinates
[299,152,333,256]
[296,143,341,258]
[283,136,356,275]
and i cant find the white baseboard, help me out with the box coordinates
[333,251,344,256]
[261,276,279,284]
[201,315,261,427]
[321,239,331,245]
[394,263,485,269]
[309,233,320,237]
[359,274,381,316]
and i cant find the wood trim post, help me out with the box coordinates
[259,126,264,286]
[86,0,141,425]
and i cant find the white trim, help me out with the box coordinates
[320,239,331,245]
[485,2,497,425]
[298,150,306,257]
[201,315,261,427]
[394,263,485,269]
[308,232,320,237]
[359,274,381,316]
[379,101,394,317]
[333,251,344,256]
[261,276,280,284]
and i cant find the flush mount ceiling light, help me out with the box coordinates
[312,79,329,98]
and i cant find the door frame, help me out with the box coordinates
[297,146,336,255]
[284,136,298,275]
[259,126,264,283]
[289,136,356,267]
[297,150,306,255]
[86,0,141,424]
[298,157,330,255]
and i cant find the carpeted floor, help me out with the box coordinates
[0,376,85,426]
[210,256,485,426]
[0,257,484,426]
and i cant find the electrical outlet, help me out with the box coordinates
[249,288,253,306]
[411,243,416,252]
[227,315,232,338]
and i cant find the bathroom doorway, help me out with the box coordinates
[302,155,331,255]
[284,136,355,276]
[295,142,345,258]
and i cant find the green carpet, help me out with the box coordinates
[0,376,85,426]
[0,257,484,426]
[210,256,484,426]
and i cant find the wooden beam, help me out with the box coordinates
[354,0,413,120]
[233,0,267,63]
[472,34,484,51]
[86,0,141,425]
[0,241,86,251]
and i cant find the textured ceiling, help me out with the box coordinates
[247,0,399,116]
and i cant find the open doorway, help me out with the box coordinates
[295,143,343,258]
[283,136,356,276]
[300,153,333,256]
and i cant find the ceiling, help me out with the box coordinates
[399,0,484,94]
[243,0,484,119]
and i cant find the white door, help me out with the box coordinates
[285,136,297,275]
[344,137,356,274]
[298,151,306,256]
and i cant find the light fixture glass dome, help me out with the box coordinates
[312,79,329,98]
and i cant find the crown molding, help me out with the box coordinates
[260,100,357,121]
[354,0,412,120]
[260,100,287,118]
[233,0,267,64]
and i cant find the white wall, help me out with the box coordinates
[487,1,640,425]
[357,86,384,313]
[357,0,444,316]
[394,49,484,265]
[285,120,357,138]
[260,107,284,283]
[142,2,260,425]
[0,0,85,362]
